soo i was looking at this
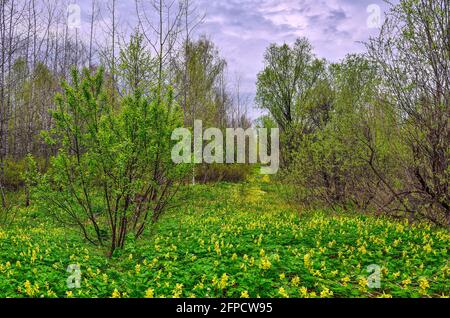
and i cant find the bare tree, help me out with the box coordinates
[366,0,449,225]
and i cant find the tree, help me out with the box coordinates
[34,67,187,256]
[135,0,185,95]
[118,31,155,96]
[256,38,328,167]
[256,38,324,132]
[174,37,227,127]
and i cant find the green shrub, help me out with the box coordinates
[195,164,252,183]
[1,157,46,190]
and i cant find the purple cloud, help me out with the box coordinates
[75,0,394,119]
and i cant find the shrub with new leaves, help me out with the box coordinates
[36,67,187,256]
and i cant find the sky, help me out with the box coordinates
[76,0,394,119]
[195,0,390,101]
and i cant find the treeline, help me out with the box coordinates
[257,0,449,226]
[0,0,254,254]
[0,0,250,190]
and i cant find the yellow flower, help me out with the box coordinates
[392,272,401,279]
[423,244,432,253]
[135,264,141,274]
[419,278,429,293]
[231,253,238,261]
[66,291,73,298]
[214,241,221,255]
[320,287,333,298]
[144,288,154,298]
[303,254,311,267]
[260,257,272,270]
[358,277,368,289]
[291,276,300,287]
[279,273,286,280]
[24,280,33,296]
[299,287,308,297]
[111,289,121,298]
[47,290,57,297]
[260,249,265,257]
[240,291,249,298]
[278,287,289,298]
[173,284,183,298]
[217,273,229,289]
[358,245,367,254]
[402,278,411,288]
[396,224,404,233]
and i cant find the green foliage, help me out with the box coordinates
[118,31,155,95]
[0,156,46,190]
[174,37,229,127]
[256,38,327,132]
[366,0,449,225]
[0,180,448,298]
[33,67,188,256]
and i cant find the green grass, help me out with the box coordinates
[0,177,448,298]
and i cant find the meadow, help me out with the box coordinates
[0,175,448,298]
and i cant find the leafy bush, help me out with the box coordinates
[0,157,46,190]
[32,67,188,256]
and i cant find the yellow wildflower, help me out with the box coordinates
[278,287,289,298]
[111,289,121,298]
[218,273,229,289]
[240,291,249,298]
[303,253,311,267]
[260,257,272,270]
[144,288,154,298]
[173,284,183,298]
[423,244,432,253]
[320,287,333,298]
[402,278,411,288]
[291,276,300,287]
[299,287,308,297]
[341,276,351,286]
[358,277,368,289]
[419,278,429,293]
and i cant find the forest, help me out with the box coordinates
[0,0,448,299]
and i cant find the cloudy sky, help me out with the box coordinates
[77,0,394,118]
[194,0,390,100]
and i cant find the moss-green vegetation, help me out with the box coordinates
[1,177,448,298]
